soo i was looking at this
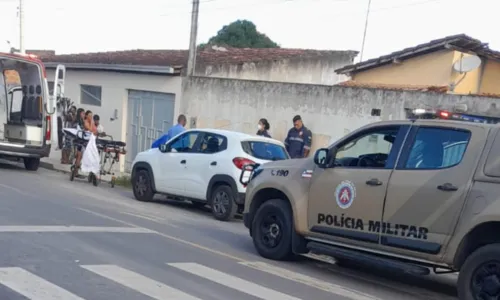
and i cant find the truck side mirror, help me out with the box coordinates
[314,148,329,167]
[314,147,337,168]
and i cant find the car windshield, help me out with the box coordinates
[241,141,289,161]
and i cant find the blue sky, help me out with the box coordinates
[0,0,495,61]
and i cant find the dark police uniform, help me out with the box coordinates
[284,126,312,158]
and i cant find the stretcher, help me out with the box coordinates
[63,128,126,187]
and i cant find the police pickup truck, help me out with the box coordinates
[240,107,500,300]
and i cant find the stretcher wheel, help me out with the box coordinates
[70,166,75,181]
[88,174,92,183]
[91,173,99,187]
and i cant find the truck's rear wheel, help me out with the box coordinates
[251,199,295,261]
[458,243,500,300]
[24,158,40,171]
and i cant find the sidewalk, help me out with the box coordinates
[40,149,129,184]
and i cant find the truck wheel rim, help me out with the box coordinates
[135,175,148,196]
[260,213,283,249]
[471,261,500,299]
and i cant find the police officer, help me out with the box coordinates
[284,115,312,158]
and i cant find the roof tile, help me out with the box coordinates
[336,80,449,93]
[39,46,358,67]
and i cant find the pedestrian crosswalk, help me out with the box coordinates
[0,260,381,300]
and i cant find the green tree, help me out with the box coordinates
[201,20,279,49]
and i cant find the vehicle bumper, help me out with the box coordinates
[0,143,51,158]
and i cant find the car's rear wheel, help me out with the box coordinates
[210,185,237,221]
[133,170,154,201]
[252,199,295,261]
[24,158,40,171]
[458,243,500,300]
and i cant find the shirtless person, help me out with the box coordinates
[84,110,97,135]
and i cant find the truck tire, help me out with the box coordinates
[458,243,500,300]
[251,199,295,261]
[210,185,237,221]
[132,170,154,202]
[24,158,40,171]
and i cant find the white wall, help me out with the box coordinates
[46,69,182,172]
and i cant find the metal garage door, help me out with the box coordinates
[126,90,175,172]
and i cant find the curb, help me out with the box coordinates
[39,160,118,186]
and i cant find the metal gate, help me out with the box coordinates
[125,90,175,172]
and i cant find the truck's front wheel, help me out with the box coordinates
[458,243,500,300]
[251,199,295,261]
[24,158,40,171]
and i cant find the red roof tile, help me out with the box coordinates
[38,46,357,67]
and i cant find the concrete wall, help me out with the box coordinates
[46,68,182,171]
[181,76,500,152]
[195,54,356,85]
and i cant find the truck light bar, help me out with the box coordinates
[407,107,500,124]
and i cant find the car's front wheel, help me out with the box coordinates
[251,199,295,261]
[458,243,500,300]
[133,170,154,201]
[210,185,237,221]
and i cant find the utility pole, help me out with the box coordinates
[359,0,371,62]
[186,0,200,77]
[19,0,25,54]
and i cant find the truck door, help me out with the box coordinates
[380,122,488,260]
[307,123,410,249]
[50,65,65,147]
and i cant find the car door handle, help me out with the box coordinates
[180,160,186,164]
[437,183,458,191]
[210,161,217,166]
[366,178,383,186]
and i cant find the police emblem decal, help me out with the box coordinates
[335,180,356,209]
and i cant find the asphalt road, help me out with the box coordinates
[0,160,459,300]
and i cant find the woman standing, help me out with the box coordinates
[256,118,271,138]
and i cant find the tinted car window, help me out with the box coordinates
[404,127,471,169]
[169,132,200,153]
[241,141,289,161]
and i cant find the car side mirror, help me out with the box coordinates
[159,144,169,153]
[314,147,336,168]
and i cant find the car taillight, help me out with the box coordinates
[438,110,450,118]
[233,157,255,170]
[45,115,51,143]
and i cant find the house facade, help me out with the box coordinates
[39,46,356,172]
[335,34,500,96]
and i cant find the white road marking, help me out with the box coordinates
[119,211,179,227]
[0,226,155,233]
[168,262,302,300]
[0,267,85,300]
[81,264,201,300]
[240,261,381,300]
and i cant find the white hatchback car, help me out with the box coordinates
[130,128,290,221]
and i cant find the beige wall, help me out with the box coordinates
[480,60,500,95]
[46,68,182,172]
[181,76,500,154]
[352,50,455,86]
[196,54,356,85]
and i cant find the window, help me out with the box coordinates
[168,132,200,153]
[199,133,227,154]
[80,84,102,106]
[334,128,399,168]
[404,127,470,169]
[47,81,54,95]
[241,141,289,161]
